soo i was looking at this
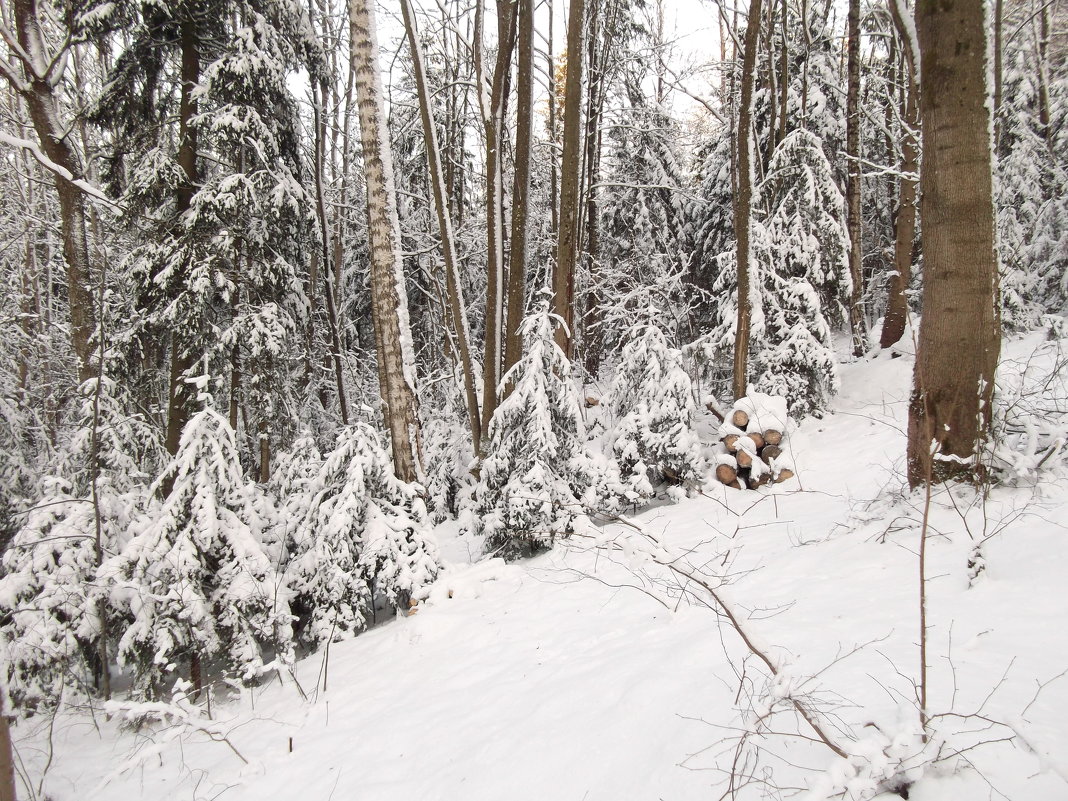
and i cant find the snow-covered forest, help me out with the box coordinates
[0,0,1066,798]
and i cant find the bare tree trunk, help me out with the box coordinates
[165,20,202,459]
[880,61,918,349]
[503,0,535,383]
[580,0,606,380]
[906,0,1000,487]
[400,0,482,452]
[0,698,14,801]
[1037,1,1051,148]
[845,0,866,355]
[9,0,96,384]
[733,0,763,401]
[776,0,789,147]
[347,0,424,482]
[554,0,586,358]
[993,0,1003,148]
[481,0,517,441]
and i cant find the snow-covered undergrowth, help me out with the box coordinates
[10,333,1068,801]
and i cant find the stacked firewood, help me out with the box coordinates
[715,408,794,490]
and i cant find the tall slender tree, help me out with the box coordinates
[347,0,425,481]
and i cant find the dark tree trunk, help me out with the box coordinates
[845,0,866,355]
[906,0,1001,487]
[554,0,586,358]
[503,0,535,384]
[733,0,763,401]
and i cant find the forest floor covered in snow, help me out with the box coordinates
[12,332,1068,801]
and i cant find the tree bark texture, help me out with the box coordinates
[732,0,763,401]
[348,0,424,482]
[554,0,586,358]
[906,0,1001,487]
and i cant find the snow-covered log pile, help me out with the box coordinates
[713,394,795,489]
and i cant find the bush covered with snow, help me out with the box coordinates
[609,324,704,502]
[285,423,440,649]
[471,297,593,558]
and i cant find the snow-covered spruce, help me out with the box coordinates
[472,297,593,558]
[609,323,703,503]
[102,407,290,698]
[0,377,158,711]
[702,130,847,419]
[285,424,440,650]
[0,479,106,711]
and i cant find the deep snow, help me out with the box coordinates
[12,333,1068,801]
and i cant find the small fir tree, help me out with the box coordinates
[286,424,439,650]
[472,296,592,557]
[0,478,105,711]
[103,404,289,698]
[610,324,704,501]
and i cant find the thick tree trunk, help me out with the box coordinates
[400,0,482,452]
[12,0,96,384]
[906,0,1001,487]
[554,0,586,358]
[502,0,535,384]
[733,0,763,401]
[845,0,866,356]
[347,0,424,482]
[0,698,14,801]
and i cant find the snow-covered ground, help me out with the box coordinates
[14,335,1068,801]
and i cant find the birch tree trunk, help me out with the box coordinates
[906,0,1000,487]
[347,0,424,482]
[732,0,763,401]
[554,0,586,358]
[400,0,482,452]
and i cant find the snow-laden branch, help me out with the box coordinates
[0,130,121,214]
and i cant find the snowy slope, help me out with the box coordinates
[14,336,1068,801]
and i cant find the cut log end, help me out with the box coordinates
[731,409,749,428]
[736,449,753,468]
[763,429,783,446]
[747,432,765,450]
[761,445,782,462]
[723,434,740,453]
[716,464,738,486]
[774,468,795,484]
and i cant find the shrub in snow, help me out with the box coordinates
[267,434,323,561]
[0,479,107,711]
[422,412,475,523]
[472,297,593,558]
[103,407,289,698]
[609,324,704,501]
[286,424,440,649]
[0,377,158,711]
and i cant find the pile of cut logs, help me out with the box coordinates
[716,408,794,490]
